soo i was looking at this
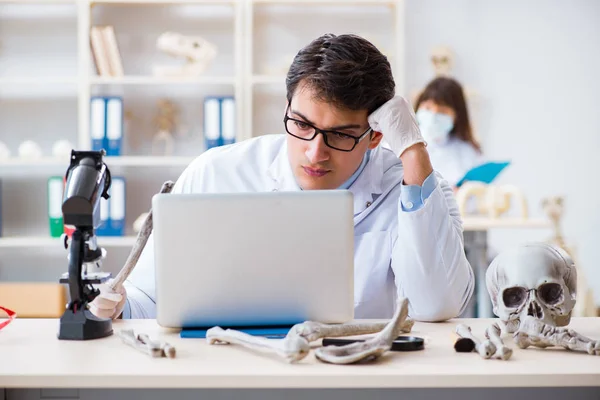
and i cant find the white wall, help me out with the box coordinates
[404,0,600,304]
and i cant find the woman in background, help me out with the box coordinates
[414,77,483,187]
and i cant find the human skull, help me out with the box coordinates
[430,45,454,76]
[486,243,577,333]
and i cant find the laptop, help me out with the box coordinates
[152,190,355,330]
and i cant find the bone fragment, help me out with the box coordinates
[290,318,413,343]
[313,297,410,364]
[109,181,174,292]
[118,329,176,358]
[485,323,513,360]
[455,324,496,359]
[206,326,310,363]
[514,317,600,355]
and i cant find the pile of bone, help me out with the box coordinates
[457,243,599,360]
[207,297,414,364]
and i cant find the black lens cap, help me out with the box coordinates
[322,335,425,351]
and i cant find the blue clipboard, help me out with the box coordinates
[181,325,292,339]
[455,161,510,187]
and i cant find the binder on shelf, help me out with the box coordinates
[0,179,3,238]
[221,96,236,146]
[47,176,64,238]
[95,197,110,236]
[204,97,221,150]
[105,97,123,156]
[90,96,106,152]
[108,177,125,236]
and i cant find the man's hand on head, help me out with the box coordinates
[368,96,433,185]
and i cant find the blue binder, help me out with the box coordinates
[204,97,221,150]
[95,197,110,236]
[0,179,3,237]
[105,96,123,156]
[220,96,236,146]
[181,325,292,339]
[90,97,107,152]
[108,176,126,236]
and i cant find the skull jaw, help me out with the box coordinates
[553,311,572,327]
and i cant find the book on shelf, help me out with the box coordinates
[90,25,124,77]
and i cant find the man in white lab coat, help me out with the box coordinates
[91,33,474,322]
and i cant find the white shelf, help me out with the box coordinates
[253,0,395,4]
[106,156,195,166]
[0,236,136,248]
[90,75,236,85]
[0,156,195,168]
[0,77,78,85]
[462,217,552,231]
[251,74,286,85]
[90,0,236,4]
[0,0,75,3]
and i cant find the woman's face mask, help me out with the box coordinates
[416,108,454,145]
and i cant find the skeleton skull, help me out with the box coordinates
[486,243,577,333]
[430,45,454,76]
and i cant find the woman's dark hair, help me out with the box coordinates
[415,77,481,152]
[286,33,394,114]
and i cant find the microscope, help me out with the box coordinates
[58,150,114,340]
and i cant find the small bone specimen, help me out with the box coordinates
[314,297,409,364]
[485,322,513,360]
[206,326,310,363]
[455,324,496,359]
[290,317,414,343]
[118,329,176,358]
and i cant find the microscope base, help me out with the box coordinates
[58,307,113,340]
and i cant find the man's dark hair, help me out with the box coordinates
[286,33,395,114]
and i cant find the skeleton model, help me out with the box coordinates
[430,45,454,77]
[153,32,217,78]
[482,242,599,357]
[541,196,595,317]
[456,181,528,219]
[151,99,179,156]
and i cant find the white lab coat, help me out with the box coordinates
[427,138,484,187]
[124,134,474,321]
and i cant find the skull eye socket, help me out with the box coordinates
[538,282,563,305]
[502,287,527,308]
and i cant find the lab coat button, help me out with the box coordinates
[366,201,372,208]
[405,201,414,209]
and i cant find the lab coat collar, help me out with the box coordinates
[348,145,384,215]
[266,141,302,192]
[266,140,384,216]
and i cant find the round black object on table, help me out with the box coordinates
[321,336,425,351]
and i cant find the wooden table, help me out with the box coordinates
[2,317,599,399]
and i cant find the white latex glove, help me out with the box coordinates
[88,279,127,320]
[368,96,426,157]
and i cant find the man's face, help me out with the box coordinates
[286,86,383,190]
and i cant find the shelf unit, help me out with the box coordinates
[0,156,195,167]
[0,236,136,248]
[0,0,405,261]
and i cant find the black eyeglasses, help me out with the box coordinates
[283,105,372,152]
